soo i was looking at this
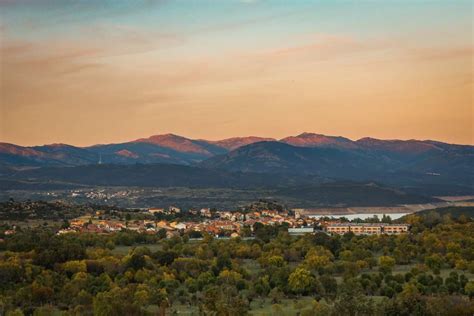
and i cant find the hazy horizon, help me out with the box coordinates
[1,0,473,146]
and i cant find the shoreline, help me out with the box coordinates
[297,201,474,216]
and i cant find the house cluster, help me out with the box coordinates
[56,207,319,237]
[58,218,186,237]
[324,223,410,235]
[54,206,410,238]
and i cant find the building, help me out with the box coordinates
[325,224,351,235]
[217,211,233,220]
[288,227,315,235]
[169,206,181,214]
[231,212,245,222]
[293,209,303,219]
[383,224,409,234]
[213,221,236,231]
[200,208,212,218]
[170,222,187,230]
[148,208,165,214]
[262,210,279,217]
[325,223,409,235]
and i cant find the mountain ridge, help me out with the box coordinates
[199,139,474,192]
[0,133,474,186]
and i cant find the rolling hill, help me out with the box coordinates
[200,138,474,194]
[0,164,441,207]
[276,182,439,206]
[1,163,324,189]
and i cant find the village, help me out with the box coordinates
[56,205,411,238]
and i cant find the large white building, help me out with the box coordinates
[288,227,315,235]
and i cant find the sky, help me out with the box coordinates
[1,0,473,146]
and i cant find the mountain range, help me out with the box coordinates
[0,134,273,167]
[1,133,473,196]
[2,132,472,168]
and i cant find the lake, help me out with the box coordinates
[308,213,409,220]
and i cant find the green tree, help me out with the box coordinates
[288,267,314,295]
[6,309,24,316]
[200,284,249,316]
[332,279,375,316]
[379,256,396,274]
[465,281,474,299]
[304,251,331,272]
[93,287,143,316]
[157,228,167,239]
[425,254,443,274]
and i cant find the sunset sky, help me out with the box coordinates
[1,0,472,146]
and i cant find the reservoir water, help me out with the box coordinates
[308,213,409,221]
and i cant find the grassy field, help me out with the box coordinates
[109,243,163,255]
[249,297,315,316]
[159,297,318,316]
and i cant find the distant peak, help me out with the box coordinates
[133,134,212,155]
[147,133,183,139]
[288,132,350,140]
[134,133,188,143]
[297,132,322,137]
[281,133,355,148]
[45,143,71,147]
[163,133,181,137]
[210,136,276,150]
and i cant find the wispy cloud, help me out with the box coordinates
[1,1,472,146]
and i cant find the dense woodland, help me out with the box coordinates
[0,209,473,315]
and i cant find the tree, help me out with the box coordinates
[379,256,395,274]
[319,275,338,299]
[424,254,443,274]
[465,281,474,299]
[0,261,24,290]
[301,299,331,316]
[288,267,314,295]
[200,285,249,316]
[62,260,87,277]
[263,255,286,268]
[425,295,474,316]
[6,309,24,316]
[172,257,208,279]
[333,279,375,316]
[93,287,142,316]
[269,287,284,304]
[304,252,331,272]
[126,253,146,270]
[254,276,271,296]
[339,250,353,262]
[382,283,428,315]
[341,261,360,279]
[31,282,54,305]
[157,228,167,239]
[214,253,232,273]
[133,284,151,306]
